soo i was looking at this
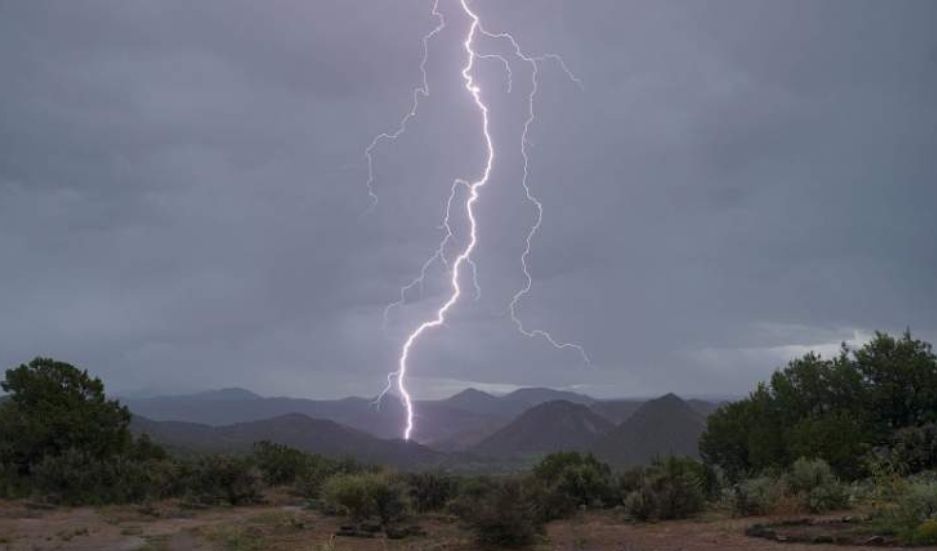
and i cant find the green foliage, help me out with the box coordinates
[252,441,310,486]
[183,455,263,506]
[0,358,133,477]
[873,478,937,544]
[733,475,785,516]
[785,457,838,494]
[854,332,937,437]
[371,475,409,525]
[732,459,848,516]
[406,471,457,512]
[620,457,706,521]
[457,477,545,548]
[910,519,937,546]
[250,441,363,499]
[0,357,177,505]
[320,472,408,525]
[622,487,657,521]
[885,424,937,475]
[701,332,937,480]
[531,452,614,515]
[31,449,180,505]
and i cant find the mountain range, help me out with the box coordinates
[125,387,724,469]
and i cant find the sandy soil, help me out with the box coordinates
[0,500,918,551]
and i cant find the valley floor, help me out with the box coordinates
[0,499,915,551]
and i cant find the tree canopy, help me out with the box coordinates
[0,357,132,476]
[700,331,937,480]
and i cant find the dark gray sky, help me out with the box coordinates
[2,0,935,399]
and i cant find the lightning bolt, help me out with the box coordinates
[363,0,445,213]
[367,0,588,440]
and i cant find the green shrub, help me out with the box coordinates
[910,519,937,545]
[732,459,849,516]
[447,475,496,519]
[887,425,937,475]
[252,441,310,486]
[617,466,648,497]
[805,480,850,513]
[371,475,409,525]
[618,457,706,521]
[532,452,614,513]
[458,477,544,548]
[406,471,457,512]
[872,479,937,544]
[785,457,836,494]
[183,455,263,506]
[785,458,849,513]
[623,488,657,521]
[320,472,408,525]
[733,476,785,516]
[647,457,706,520]
[895,480,937,528]
[31,448,179,505]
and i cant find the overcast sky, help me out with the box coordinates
[1,0,935,400]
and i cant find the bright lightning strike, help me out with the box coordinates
[367,0,588,440]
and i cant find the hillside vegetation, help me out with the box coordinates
[2,330,937,548]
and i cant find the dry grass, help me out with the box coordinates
[0,497,923,550]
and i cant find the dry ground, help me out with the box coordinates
[0,499,917,551]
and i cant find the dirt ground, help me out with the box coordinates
[0,500,919,551]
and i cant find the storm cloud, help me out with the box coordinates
[1,0,935,399]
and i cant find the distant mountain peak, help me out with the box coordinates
[190,387,262,401]
[591,392,705,466]
[472,399,614,458]
[503,387,594,405]
[451,388,495,399]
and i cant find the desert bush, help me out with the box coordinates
[252,441,311,486]
[785,457,837,494]
[617,466,648,496]
[872,479,937,544]
[447,475,497,518]
[785,457,849,513]
[320,471,408,525]
[886,425,937,475]
[183,455,263,506]
[894,480,937,529]
[31,449,179,505]
[804,480,850,513]
[371,475,409,525]
[732,459,848,516]
[646,457,706,520]
[619,457,706,521]
[293,456,359,499]
[733,475,785,516]
[406,471,457,512]
[532,452,614,513]
[458,477,545,548]
[910,518,937,545]
[623,487,657,521]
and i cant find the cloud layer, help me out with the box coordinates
[1,0,935,399]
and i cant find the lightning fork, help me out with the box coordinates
[372,1,588,440]
[363,0,444,213]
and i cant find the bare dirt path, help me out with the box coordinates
[546,512,916,551]
[0,500,917,551]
